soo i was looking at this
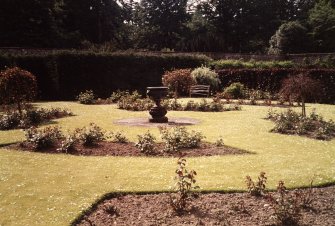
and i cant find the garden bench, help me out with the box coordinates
[189,85,210,97]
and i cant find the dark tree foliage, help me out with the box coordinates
[133,0,189,50]
[0,0,69,47]
[269,21,311,54]
[308,0,335,52]
[0,0,334,53]
[62,0,125,45]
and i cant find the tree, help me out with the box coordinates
[0,0,70,47]
[268,21,310,54]
[308,0,335,52]
[63,0,125,45]
[0,67,37,115]
[133,0,188,50]
[280,74,322,117]
[178,9,222,51]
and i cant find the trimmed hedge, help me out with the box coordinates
[217,69,335,104]
[0,51,209,100]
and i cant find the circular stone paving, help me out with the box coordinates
[114,117,200,127]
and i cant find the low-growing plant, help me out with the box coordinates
[267,181,302,226]
[74,123,105,146]
[169,158,199,213]
[268,109,335,140]
[108,131,128,143]
[77,90,95,104]
[25,126,63,150]
[0,108,73,130]
[246,172,267,196]
[109,90,129,103]
[57,134,78,153]
[215,136,224,147]
[135,131,157,155]
[117,91,153,111]
[0,111,21,130]
[159,126,205,152]
[223,82,246,99]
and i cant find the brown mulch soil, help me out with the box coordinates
[9,141,251,157]
[76,186,335,226]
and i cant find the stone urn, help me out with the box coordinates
[147,87,168,123]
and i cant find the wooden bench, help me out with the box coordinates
[189,85,210,97]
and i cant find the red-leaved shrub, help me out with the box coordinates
[0,67,37,115]
[162,69,195,97]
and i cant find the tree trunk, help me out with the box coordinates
[17,102,22,117]
[302,98,306,117]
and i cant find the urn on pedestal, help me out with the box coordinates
[146,87,168,123]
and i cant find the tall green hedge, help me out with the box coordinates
[217,69,335,104]
[0,51,209,100]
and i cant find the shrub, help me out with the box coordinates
[169,158,199,213]
[108,90,129,103]
[217,68,335,104]
[0,108,73,130]
[0,67,37,115]
[268,109,335,140]
[159,126,205,152]
[162,69,195,97]
[25,126,63,150]
[223,82,245,99]
[210,59,294,70]
[267,181,302,226]
[245,172,267,196]
[215,137,224,147]
[108,131,128,143]
[57,134,78,153]
[77,90,95,104]
[191,66,220,90]
[74,123,105,146]
[0,111,21,130]
[135,131,157,155]
[117,91,153,111]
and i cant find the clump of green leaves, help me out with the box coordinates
[135,131,157,155]
[223,82,245,99]
[108,131,128,143]
[117,91,153,111]
[108,90,129,103]
[159,126,205,152]
[268,109,335,140]
[0,108,73,130]
[215,136,224,147]
[77,90,95,104]
[191,66,220,90]
[246,172,267,196]
[25,126,63,150]
[74,123,105,146]
[169,158,199,213]
[57,134,78,153]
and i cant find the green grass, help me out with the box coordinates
[1,101,335,225]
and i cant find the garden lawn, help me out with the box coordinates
[0,101,334,225]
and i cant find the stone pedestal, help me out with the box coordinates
[147,87,168,123]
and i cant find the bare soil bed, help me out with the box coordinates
[10,141,250,157]
[75,186,335,226]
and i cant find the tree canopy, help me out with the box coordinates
[0,0,334,53]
